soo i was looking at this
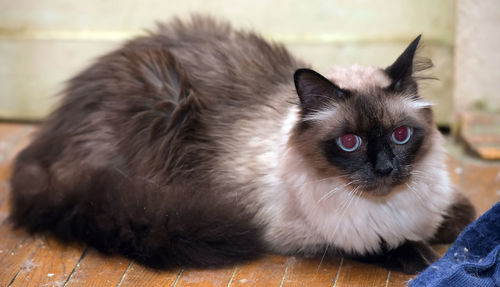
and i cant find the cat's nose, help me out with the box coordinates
[375,159,394,176]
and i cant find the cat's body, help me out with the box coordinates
[10,16,475,273]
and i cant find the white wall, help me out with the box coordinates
[455,0,500,114]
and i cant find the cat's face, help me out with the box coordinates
[292,36,436,196]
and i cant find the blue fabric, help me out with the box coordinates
[410,202,500,287]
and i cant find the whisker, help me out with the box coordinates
[317,179,360,204]
[331,186,360,238]
[317,245,329,272]
[405,182,426,205]
[299,174,348,188]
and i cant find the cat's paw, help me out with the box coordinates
[357,240,439,274]
[383,241,439,274]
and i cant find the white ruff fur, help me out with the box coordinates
[256,107,455,255]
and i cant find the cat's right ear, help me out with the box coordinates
[294,69,347,114]
[385,35,421,92]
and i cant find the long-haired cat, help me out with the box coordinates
[10,16,475,274]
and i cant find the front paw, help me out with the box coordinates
[385,241,439,274]
[358,241,439,274]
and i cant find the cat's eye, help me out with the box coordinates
[391,126,412,144]
[336,134,362,152]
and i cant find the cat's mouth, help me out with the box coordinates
[356,175,409,196]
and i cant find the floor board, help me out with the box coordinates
[280,257,341,287]
[9,238,84,287]
[65,249,131,287]
[117,263,181,287]
[230,255,288,287]
[1,123,499,286]
[334,259,389,287]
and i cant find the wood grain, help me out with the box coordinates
[230,255,288,287]
[0,228,40,286]
[9,238,84,287]
[118,262,182,287]
[387,271,414,287]
[174,266,235,287]
[281,256,341,287]
[65,248,131,286]
[335,259,389,287]
[0,168,41,286]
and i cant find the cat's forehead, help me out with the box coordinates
[303,93,428,135]
[347,94,413,130]
[325,65,391,91]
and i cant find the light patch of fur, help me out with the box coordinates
[302,108,337,123]
[404,97,434,110]
[325,65,392,91]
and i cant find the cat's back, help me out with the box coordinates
[135,16,303,102]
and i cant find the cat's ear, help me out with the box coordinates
[385,35,421,91]
[294,69,348,113]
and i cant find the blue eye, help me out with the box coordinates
[337,134,362,152]
[391,126,412,144]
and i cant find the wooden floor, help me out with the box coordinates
[0,123,499,287]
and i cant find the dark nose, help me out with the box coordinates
[374,152,394,176]
[375,160,394,176]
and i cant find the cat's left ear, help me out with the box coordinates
[385,35,421,91]
[294,69,348,114]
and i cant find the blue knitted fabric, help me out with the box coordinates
[410,202,500,287]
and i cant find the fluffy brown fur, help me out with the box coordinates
[9,16,475,273]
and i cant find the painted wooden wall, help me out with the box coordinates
[454,0,500,115]
[0,0,455,124]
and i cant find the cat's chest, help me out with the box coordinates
[257,148,455,255]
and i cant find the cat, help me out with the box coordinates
[9,16,475,274]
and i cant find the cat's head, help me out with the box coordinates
[291,35,436,196]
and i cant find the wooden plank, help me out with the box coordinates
[387,271,414,287]
[0,124,47,286]
[0,175,41,286]
[230,255,287,287]
[64,248,130,286]
[174,265,236,287]
[9,238,85,287]
[461,163,500,215]
[281,256,341,287]
[334,259,389,287]
[0,229,40,286]
[118,262,182,287]
[433,244,450,257]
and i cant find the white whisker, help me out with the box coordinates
[330,186,360,238]
[317,245,329,272]
[405,182,426,206]
[299,174,348,188]
[317,179,360,204]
